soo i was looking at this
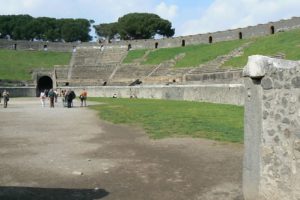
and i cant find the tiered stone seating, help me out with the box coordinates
[56,42,245,86]
[98,47,128,65]
[72,65,116,79]
[70,64,117,84]
[184,69,243,84]
[54,66,69,80]
[71,48,101,66]
[55,66,70,86]
[56,45,129,86]
[72,46,128,66]
[110,64,157,84]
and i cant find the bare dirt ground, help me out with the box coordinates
[0,97,244,200]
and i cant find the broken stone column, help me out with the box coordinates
[243,55,300,200]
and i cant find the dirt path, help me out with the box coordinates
[0,97,244,200]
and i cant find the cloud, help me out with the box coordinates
[180,0,300,36]
[155,2,178,20]
[0,0,41,14]
[0,0,152,22]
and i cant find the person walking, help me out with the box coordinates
[40,90,46,107]
[79,89,88,107]
[48,89,55,108]
[2,90,9,108]
[65,89,76,108]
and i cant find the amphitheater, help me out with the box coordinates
[0,16,300,106]
[2,17,300,200]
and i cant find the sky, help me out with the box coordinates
[0,0,299,39]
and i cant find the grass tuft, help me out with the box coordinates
[123,49,148,63]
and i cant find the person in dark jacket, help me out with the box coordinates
[65,89,76,108]
[48,89,55,108]
[2,90,9,108]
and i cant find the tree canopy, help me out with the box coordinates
[94,13,175,40]
[0,15,93,42]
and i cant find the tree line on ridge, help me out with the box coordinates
[0,13,175,42]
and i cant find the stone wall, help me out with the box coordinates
[0,87,36,97]
[0,39,77,52]
[1,17,299,51]
[243,55,300,200]
[0,84,245,105]
[63,84,245,106]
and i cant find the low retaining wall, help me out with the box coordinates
[0,84,245,106]
[67,84,245,106]
[0,87,36,97]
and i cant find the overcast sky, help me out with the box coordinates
[0,0,299,38]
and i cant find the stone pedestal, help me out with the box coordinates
[243,55,300,200]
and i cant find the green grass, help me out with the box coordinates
[90,98,244,143]
[224,29,300,68]
[123,49,148,63]
[123,39,247,68]
[0,49,71,80]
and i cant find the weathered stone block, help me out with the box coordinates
[292,77,300,88]
[261,77,273,90]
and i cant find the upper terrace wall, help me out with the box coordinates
[0,39,78,52]
[117,17,300,49]
[0,17,299,52]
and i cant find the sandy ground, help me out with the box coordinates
[0,97,244,200]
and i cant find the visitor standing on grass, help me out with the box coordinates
[79,89,88,107]
[2,90,9,108]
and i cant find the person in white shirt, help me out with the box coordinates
[40,91,46,107]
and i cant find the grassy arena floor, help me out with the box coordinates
[90,98,244,143]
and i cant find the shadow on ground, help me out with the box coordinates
[0,186,109,200]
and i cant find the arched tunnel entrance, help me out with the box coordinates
[37,76,53,97]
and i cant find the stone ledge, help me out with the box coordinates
[243,55,300,78]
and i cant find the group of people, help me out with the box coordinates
[40,88,87,108]
[0,90,10,108]
[40,89,58,108]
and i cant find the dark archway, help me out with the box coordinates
[239,32,243,40]
[155,42,158,49]
[270,26,275,34]
[37,76,53,97]
[182,40,185,47]
[209,36,213,44]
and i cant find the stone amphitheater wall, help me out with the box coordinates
[0,17,299,52]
